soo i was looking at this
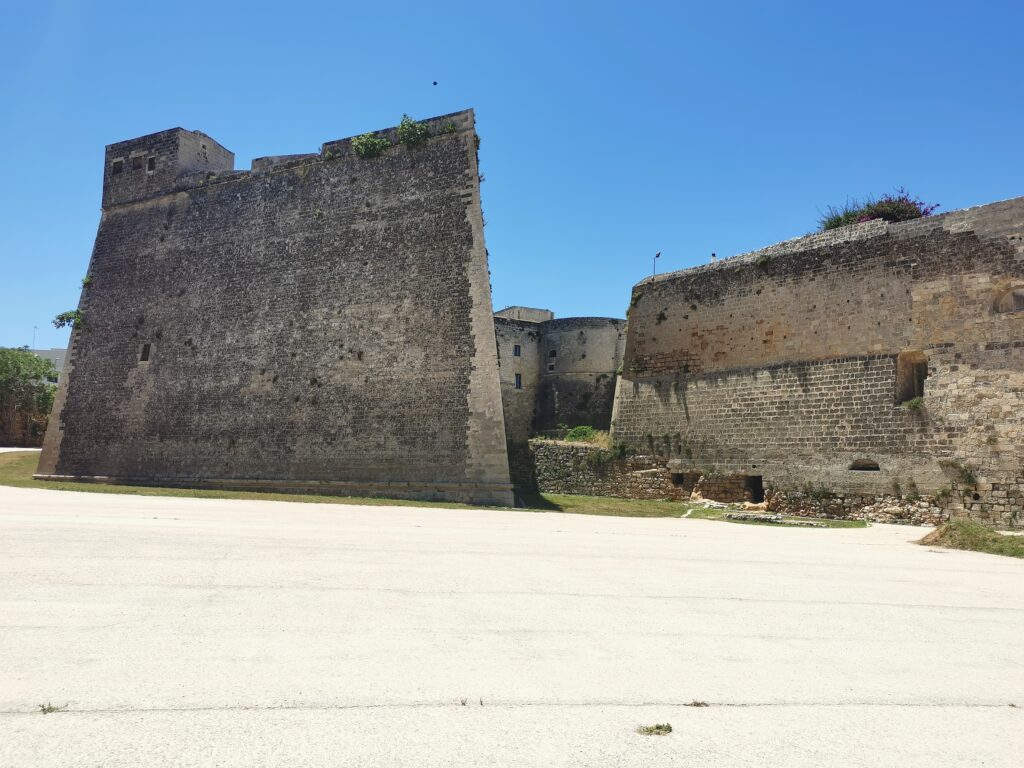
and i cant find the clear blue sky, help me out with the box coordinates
[2,0,1022,350]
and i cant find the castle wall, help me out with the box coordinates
[613,198,1024,528]
[493,313,626,442]
[494,306,554,323]
[37,110,512,506]
[494,317,542,443]
[534,317,625,431]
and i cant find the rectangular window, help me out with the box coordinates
[513,344,521,357]
[147,157,156,172]
[112,159,124,175]
[548,364,555,371]
[895,350,928,404]
[514,373,522,390]
[549,350,557,358]
[131,156,143,170]
[140,343,151,362]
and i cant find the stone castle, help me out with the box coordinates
[493,307,624,441]
[37,110,513,506]
[36,110,1024,527]
[612,198,1024,528]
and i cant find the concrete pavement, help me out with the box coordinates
[1,482,1021,766]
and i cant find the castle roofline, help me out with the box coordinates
[99,110,476,210]
[105,127,233,156]
[637,194,1024,290]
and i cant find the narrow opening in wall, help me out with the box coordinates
[670,472,701,494]
[895,350,928,404]
[548,364,555,371]
[549,350,557,358]
[131,156,143,171]
[994,287,1024,314]
[147,157,156,172]
[513,344,521,357]
[744,475,765,503]
[140,343,151,362]
[112,159,124,175]
[514,373,522,390]
[849,459,881,471]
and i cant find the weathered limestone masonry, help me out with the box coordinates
[612,197,1024,528]
[528,440,693,501]
[37,111,513,506]
[494,307,625,442]
[526,440,763,504]
[494,307,550,443]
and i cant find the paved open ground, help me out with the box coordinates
[1,483,1022,767]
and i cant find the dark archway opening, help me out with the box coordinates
[745,475,765,503]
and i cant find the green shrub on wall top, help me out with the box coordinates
[351,133,391,159]
[564,425,597,442]
[397,114,431,148]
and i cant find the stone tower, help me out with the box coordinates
[37,110,513,506]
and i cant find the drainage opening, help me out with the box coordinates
[849,459,880,471]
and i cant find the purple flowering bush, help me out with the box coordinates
[819,188,939,231]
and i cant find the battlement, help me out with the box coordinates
[494,306,554,323]
[102,128,234,209]
[100,111,479,210]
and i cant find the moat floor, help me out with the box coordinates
[1,486,1021,767]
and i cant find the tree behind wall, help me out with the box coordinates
[0,348,57,447]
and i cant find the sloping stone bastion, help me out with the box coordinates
[612,197,1024,528]
[36,111,513,506]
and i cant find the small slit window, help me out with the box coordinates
[994,287,1024,314]
[111,159,124,175]
[514,373,522,390]
[513,344,521,357]
[147,157,156,172]
[548,364,555,371]
[895,350,928,404]
[140,343,151,362]
[131,156,143,170]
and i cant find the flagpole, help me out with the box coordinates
[653,251,661,278]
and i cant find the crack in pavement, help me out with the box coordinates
[1,701,1019,716]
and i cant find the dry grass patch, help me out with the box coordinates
[920,519,1024,559]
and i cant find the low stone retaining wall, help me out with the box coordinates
[528,440,691,501]
[518,440,948,525]
[767,491,946,526]
[693,474,758,504]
